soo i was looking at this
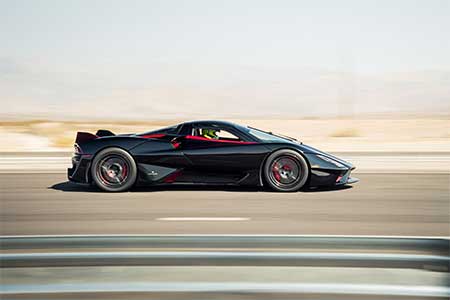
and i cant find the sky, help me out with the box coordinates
[1,0,449,120]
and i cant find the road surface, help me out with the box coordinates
[1,173,448,236]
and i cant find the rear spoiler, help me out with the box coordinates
[75,130,115,144]
[75,132,98,144]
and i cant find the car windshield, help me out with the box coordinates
[245,126,297,142]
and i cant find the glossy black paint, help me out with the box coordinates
[68,120,356,188]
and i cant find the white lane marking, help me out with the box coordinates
[156,217,250,221]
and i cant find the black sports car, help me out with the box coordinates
[68,120,358,192]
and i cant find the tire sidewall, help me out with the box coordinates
[263,149,309,192]
[91,147,137,192]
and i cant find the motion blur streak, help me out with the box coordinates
[1,235,449,298]
[1,1,449,299]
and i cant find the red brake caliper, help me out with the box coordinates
[272,162,281,182]
[121,163,127,178]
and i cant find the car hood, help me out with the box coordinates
[293,142,354,169]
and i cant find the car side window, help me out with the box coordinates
[216,130,240,140]
[192,127,242,141]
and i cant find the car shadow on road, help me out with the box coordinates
[50,181,353,193]
[50,181,100,192]
[301,185,353,193]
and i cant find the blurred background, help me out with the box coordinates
[1,1,449,299]
[0,0,449,153]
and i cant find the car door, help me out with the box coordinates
[177,124,269,183]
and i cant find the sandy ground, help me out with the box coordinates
[1,118,449,152]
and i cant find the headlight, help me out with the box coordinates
[316,155,345,168]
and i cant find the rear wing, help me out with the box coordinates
[75,130,115,144]
[75,132,97,144]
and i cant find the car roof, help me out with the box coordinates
[181,120,240,128]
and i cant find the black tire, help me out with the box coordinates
[91,147,137,192]
[263,149,309,192]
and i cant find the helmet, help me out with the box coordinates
[201,128,219,139]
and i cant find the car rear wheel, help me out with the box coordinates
[263,149,309,192]
[91,147,137,192]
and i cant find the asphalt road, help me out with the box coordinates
[0,173,449,236]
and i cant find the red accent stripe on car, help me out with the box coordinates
[185,135,257,144]
[164,170,182,183]
[140,134,166,139]
[171,141,181,149]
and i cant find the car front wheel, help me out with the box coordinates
[263,149,309,192]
